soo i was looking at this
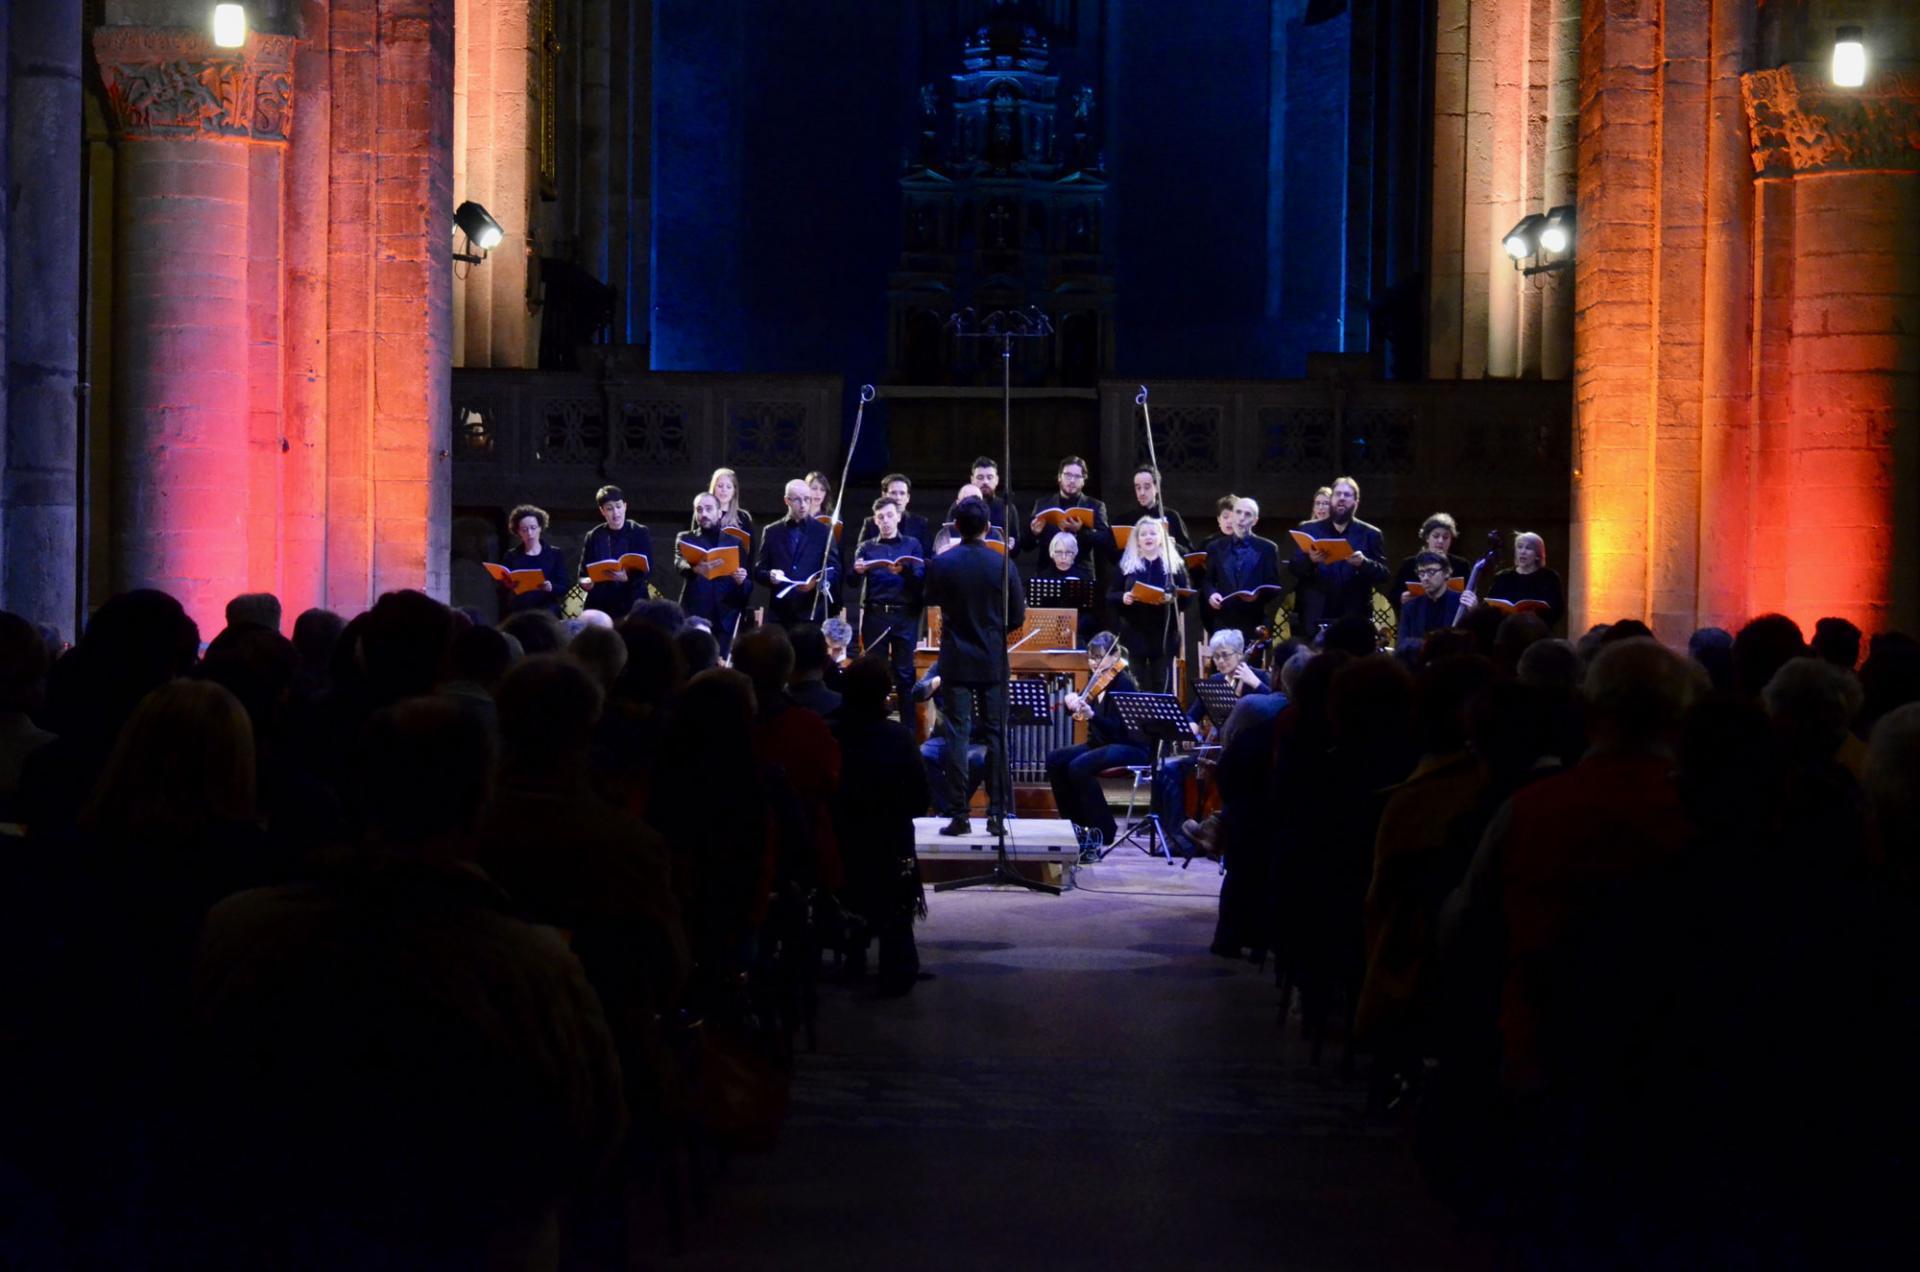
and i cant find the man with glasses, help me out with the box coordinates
[1396,550,1477,645]
[755,478,840,630]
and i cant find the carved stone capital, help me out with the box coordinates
[1742,64,1920,178]
[93,27,296,144]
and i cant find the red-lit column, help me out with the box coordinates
[1743,66,1920,636]
[94,27,295,637]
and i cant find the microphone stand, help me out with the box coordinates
[809,385,877,625]
[935,308,1058,896]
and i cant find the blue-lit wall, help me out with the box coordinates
[651,1,906,380]
[651,1,1356,386]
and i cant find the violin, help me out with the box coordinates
[1060,650,1128,721]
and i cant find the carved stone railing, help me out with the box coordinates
[450,364,843,518]
[1098,375,1573,531]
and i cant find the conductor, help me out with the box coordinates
[923,496,1026,838]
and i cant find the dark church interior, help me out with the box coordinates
[1,0,1916,1267]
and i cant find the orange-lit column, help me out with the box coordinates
[1743,66,1920,637]
[94,28,295,637]
[1570,0,1660,633]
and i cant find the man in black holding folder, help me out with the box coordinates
[852,495,926,711]
[1020,455,1108,561]
[1205,495,1286,643]
[755,478,840,632]
[1288,475,1388,635]
[923,497,1026,837]
[578,485,653,618]
[677,492,753,656]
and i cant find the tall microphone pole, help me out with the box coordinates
[809,384,876,625]
[936,308,1057,896]
[1135,384,1178,695]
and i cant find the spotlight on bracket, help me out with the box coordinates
[1503,213,1546,262]
[1833,26,1866,88]
[213,3,247,48]
[1504,208,1574,276]
[453,201,504,264]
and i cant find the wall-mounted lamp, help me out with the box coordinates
[1833,26,1866,88]
[453,201,504,264]
[212,3,247,49]
[1504,205,1575,276]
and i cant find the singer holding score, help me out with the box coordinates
[1111,516,1186,693]
[755,479,840,631]
[853,495,926,710]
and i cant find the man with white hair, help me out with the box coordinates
[754,478,840,631]
[1205,495,1286,643]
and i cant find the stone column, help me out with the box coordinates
[282,0,332,620]
[1744,65,1920,636]
[94,27,295,637]
[5,0,84,638]
[1695,0,1755,630]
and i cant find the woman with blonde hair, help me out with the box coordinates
[1484,530,1566,631]
[1112,516,1187,693]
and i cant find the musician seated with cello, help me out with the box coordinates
[1153,629,1270,859]
[1045,632,1148,862]
[1396,550,1479,645]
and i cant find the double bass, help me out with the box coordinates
[1452,529,1503,626]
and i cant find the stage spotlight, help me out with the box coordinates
[1503,214,1546,261]
[1833,26,1866,88]
[213,3,247,48]
[1540,205,1575,254]
[453,201,504,263]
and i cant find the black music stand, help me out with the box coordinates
[1100,691,1193,862]
[933,676,1062,896]
[1026,575,1093,612]
[1194,679,1241,730]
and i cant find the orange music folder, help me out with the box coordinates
[1399,578,1466,605]
[1032,505,1096,533]
[1290,530,1355,562]
[485,563,547,595]
[676,541,740,580]
[1484,596,1551,615]
[1127,580,1194,606]
[583,552,650,584]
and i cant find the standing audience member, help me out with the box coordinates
[0,611,54,820]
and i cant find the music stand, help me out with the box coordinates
[1026,575,1093,612]
[1100,691,1194,862]
[1006,677,1052,723]
[1194,679,1241,730]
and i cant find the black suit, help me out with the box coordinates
[1205,533,1285,643]
[675,527,752,656]
[923,539,1026,818]
[1288,516,1389,634]
[753,515,840,629]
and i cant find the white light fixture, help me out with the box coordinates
[1503,213,1545,261]
[1833,26,1866,88]
[212,3,247,49]
[453,201,506,263]
[1540,205,1575,254]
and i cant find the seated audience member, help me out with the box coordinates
[674,622,721,676]
[567,623,629,694]
[1491,612,1550,676]
[20,588,202,839]
[0,611,54,819]
[1859,631,1920,737]
[481,656,688,1128]
[443,622,517,742]
[501,608,566,656]
[831,656,932,994]
[1732,612,1807,699]
[290,606,348,702]
[627,597,688,636]
[1866,703,1920,884]
[1687,625,1736,694]
[786,623,844,719]
[1045,632,1148,860]
[1811,616,1863,671]
[732,625,843,893]
[223,591,283,635]
[1763,655,1869,786]
[1516,637,1582,692]
[188,698,627,1265]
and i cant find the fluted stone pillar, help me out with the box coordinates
[94,26,295,636]
[1743,65,1920,636]
[5,0,84,638]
